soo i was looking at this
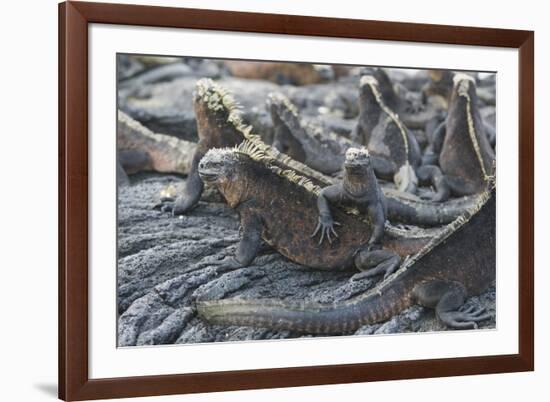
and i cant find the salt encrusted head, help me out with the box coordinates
[453,72,476,95]
[344,147,371,169]
[266,92,298,117]
[360,74,379,88]
[198,148,240,183]
[194,78,238,112]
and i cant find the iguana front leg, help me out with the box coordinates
[311,184,342,245]
[367,203,385,250]
[422,121,446,165]
[235,211,263,266]
[413,280,491,329]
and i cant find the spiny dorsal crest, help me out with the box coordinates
[452,73,493,182]
[356,187,494,302]
[267,92,298,117]
[234,140,321,195]
[195,78,251,132]
[359,74,410,158]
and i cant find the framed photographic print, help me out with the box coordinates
[59,1,534,400]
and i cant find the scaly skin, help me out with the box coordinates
[351,74,422,194]
[162,79,488,228]
[359,68,440,130]
[312,148,387,255]
[160,78,330,215]
[269,89,421,193]
[419,74,496,201]
[196,145,435,271]
[197,185,495,334]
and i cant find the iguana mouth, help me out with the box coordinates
[197,169,220,182]
[344,162,367,171]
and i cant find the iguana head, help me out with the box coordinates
[453,72,477,98]
[359,74,380,100]
[344,147,371,172]
[198,148,241,185]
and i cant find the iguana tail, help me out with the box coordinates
[196,280,412,335]
[384,189,482,226]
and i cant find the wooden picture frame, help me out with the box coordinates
[59,1,534,400]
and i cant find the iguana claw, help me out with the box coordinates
[311,215,341,245]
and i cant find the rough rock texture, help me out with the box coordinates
[117,173,496,347]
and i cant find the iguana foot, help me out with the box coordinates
[438,307,491,330]
[417,165,450,202]
[413,280,491,330]
[153,194,199,215]
[353,249,401,280]
[311,214,341,245]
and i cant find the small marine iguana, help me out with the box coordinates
[197,184,495,333]
[268,89,420,193]
[311,148,387,255]
[196,142,437,278]
[418,74,496,201]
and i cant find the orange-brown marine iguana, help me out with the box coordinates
[195,142,439,279]
[159,78,329,215]
[197,168,495,334]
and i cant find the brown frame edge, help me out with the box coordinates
[58,1,534,400]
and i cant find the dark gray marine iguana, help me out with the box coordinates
[195,142,439,277]
[362,67,440,130]
[311,147,387,258]
[351,74,423,194]
[268,89,420,194]
[418,74,496,202]
[197,178,495,334]
[267,91,355,176]
[160,79,486,228]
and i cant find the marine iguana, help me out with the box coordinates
[161,79,487,228]
[196,143,440,276]
[360,68,440,130]
[267,91,354,176]
[117,110,197,176]
[418,74,496,201]
[311,148,387,254]
[268,89,420,194]
[197,184,495,333]
[160,78,329,215]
